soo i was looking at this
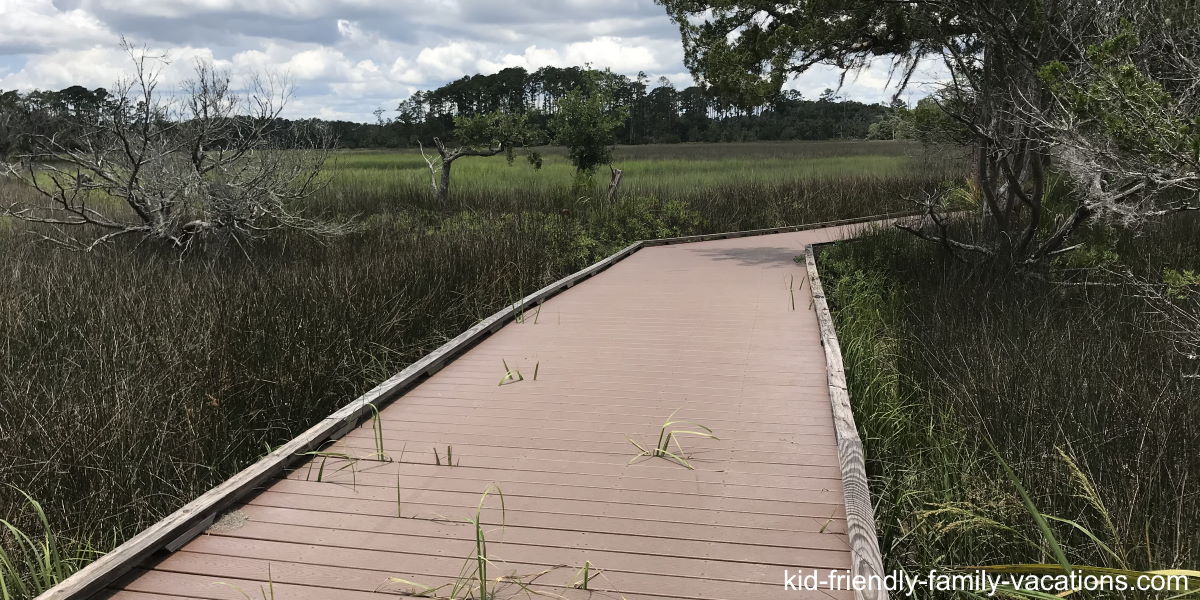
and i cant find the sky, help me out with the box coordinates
[0,0,947,123]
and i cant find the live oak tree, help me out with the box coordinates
[657,0,1200,265]
[419,110,539,204]
[1,43,346,251]
[553,90,625,175]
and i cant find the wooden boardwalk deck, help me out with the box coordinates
[67,222,887,600]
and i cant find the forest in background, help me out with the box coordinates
[0,65,899,154]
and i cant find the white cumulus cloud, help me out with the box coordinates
[0,0,115,53]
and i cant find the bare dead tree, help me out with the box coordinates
[605,164,624,203]
[1,41,350,251]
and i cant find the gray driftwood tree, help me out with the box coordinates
[1,43,346,251]
[657,0,1200,265]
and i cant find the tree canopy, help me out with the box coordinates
[419,109,542,203]
[658,0,1200,264]
[552,79,628,175]
[656,0,955,107]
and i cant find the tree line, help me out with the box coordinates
[0,84,337,160]
[378,66,890,147]
[0,66,897,156]
[0,48,941,253]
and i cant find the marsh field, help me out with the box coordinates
[821,217,1200,587]
[1,140,965,595]
[4,138,1198,597]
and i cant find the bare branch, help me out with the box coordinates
[3,42,350,251]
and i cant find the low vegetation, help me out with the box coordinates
[0,140,962,596]
[820,217,1200,590]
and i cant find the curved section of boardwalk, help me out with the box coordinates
[106,224,872,600]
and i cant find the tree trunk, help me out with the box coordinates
[606,167,623,203]
[438,158,453,204]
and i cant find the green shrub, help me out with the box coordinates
[1163,268,1200,299]
[583,195,702,255]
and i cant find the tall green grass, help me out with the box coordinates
[821,219,1200,596]
[315,140,963,223]
[0,491,99,600]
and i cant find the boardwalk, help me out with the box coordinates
[97,223,878,600]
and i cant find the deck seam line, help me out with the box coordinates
[240,502,851,543]
[157,547,836,590]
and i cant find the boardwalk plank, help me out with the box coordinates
[281,461,846,499]
[234,504,850,556]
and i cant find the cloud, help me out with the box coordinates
[0,0,114,54]
[783,57,950,104]
[415,42,480,78]
[479,37,666,75]
[0,0,947,121]
[562,37,663,72]
[83,0,342,20]
[0,45,225,91]
[284,47,350,80]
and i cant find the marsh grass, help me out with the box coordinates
[434,446,459,467]
[512,302,541,325]
[214,565,276,600]
[0,490,98,600]
[627,409,717,470]
[571,562,593,591]
[368,404,391,462]
[300,451,359,484]
[386,485,513,599]
[0,140,966,596]
[498,360,525,386]
[821,218,1200,596]
[786,273,807,310]
[974,451,1200,599]
[0,210,577,594]
[314,141,963,228]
